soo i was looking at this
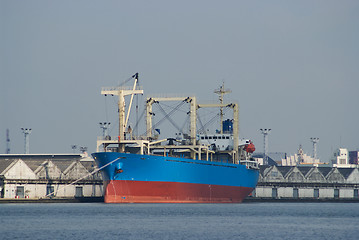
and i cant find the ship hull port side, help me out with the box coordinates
[93,152,259,203]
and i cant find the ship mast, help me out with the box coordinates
[214,82,231,134]
[197,82,239,163]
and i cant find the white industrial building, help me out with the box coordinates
[331,148,359,168]
[0,154,103,199]
[281,145,321,166]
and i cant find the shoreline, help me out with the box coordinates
[0,197,104,203]
[1,196,359,203]
[243,197,359,203]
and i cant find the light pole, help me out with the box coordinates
[99,122,111,138]
[6,129,10,154]
[80,146,88,153]
[21,128,32,154]
[260,128,271,165]
[310,137,319,160]
[71,145,77,153]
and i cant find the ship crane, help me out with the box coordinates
[147,100,188,138]
[145,95,197,159]
[99,73,144,153]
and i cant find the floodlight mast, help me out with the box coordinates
[80,146,88,153]
[260,128,271,165]
[99,122,111,137]
[310,137,319,159]
[21,128,32,154]
[6,129,10,154]
[71,145,77,153]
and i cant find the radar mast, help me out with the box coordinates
[214,82,231,134]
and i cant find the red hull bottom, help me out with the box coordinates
[104,180,254,203]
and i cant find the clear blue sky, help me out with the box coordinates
[1,0,359,162]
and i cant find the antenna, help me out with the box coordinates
[214,82,231,134]
[260,128,271,165]
[310,137,319,160]
[21,128,32,154]
[6,129,10,154]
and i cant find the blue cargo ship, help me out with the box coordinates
[93,74,259,203]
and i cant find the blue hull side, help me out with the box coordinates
[92,152,259,188]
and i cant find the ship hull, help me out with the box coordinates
[92,152,259,203]
[104,180,254,203]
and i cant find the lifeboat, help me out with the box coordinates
[244,141,255,153]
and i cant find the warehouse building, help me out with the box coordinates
[0,154,103,199]
[252,165,359,200]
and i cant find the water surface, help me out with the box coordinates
[0,202,357,239]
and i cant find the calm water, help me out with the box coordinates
[0,202,358,240]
